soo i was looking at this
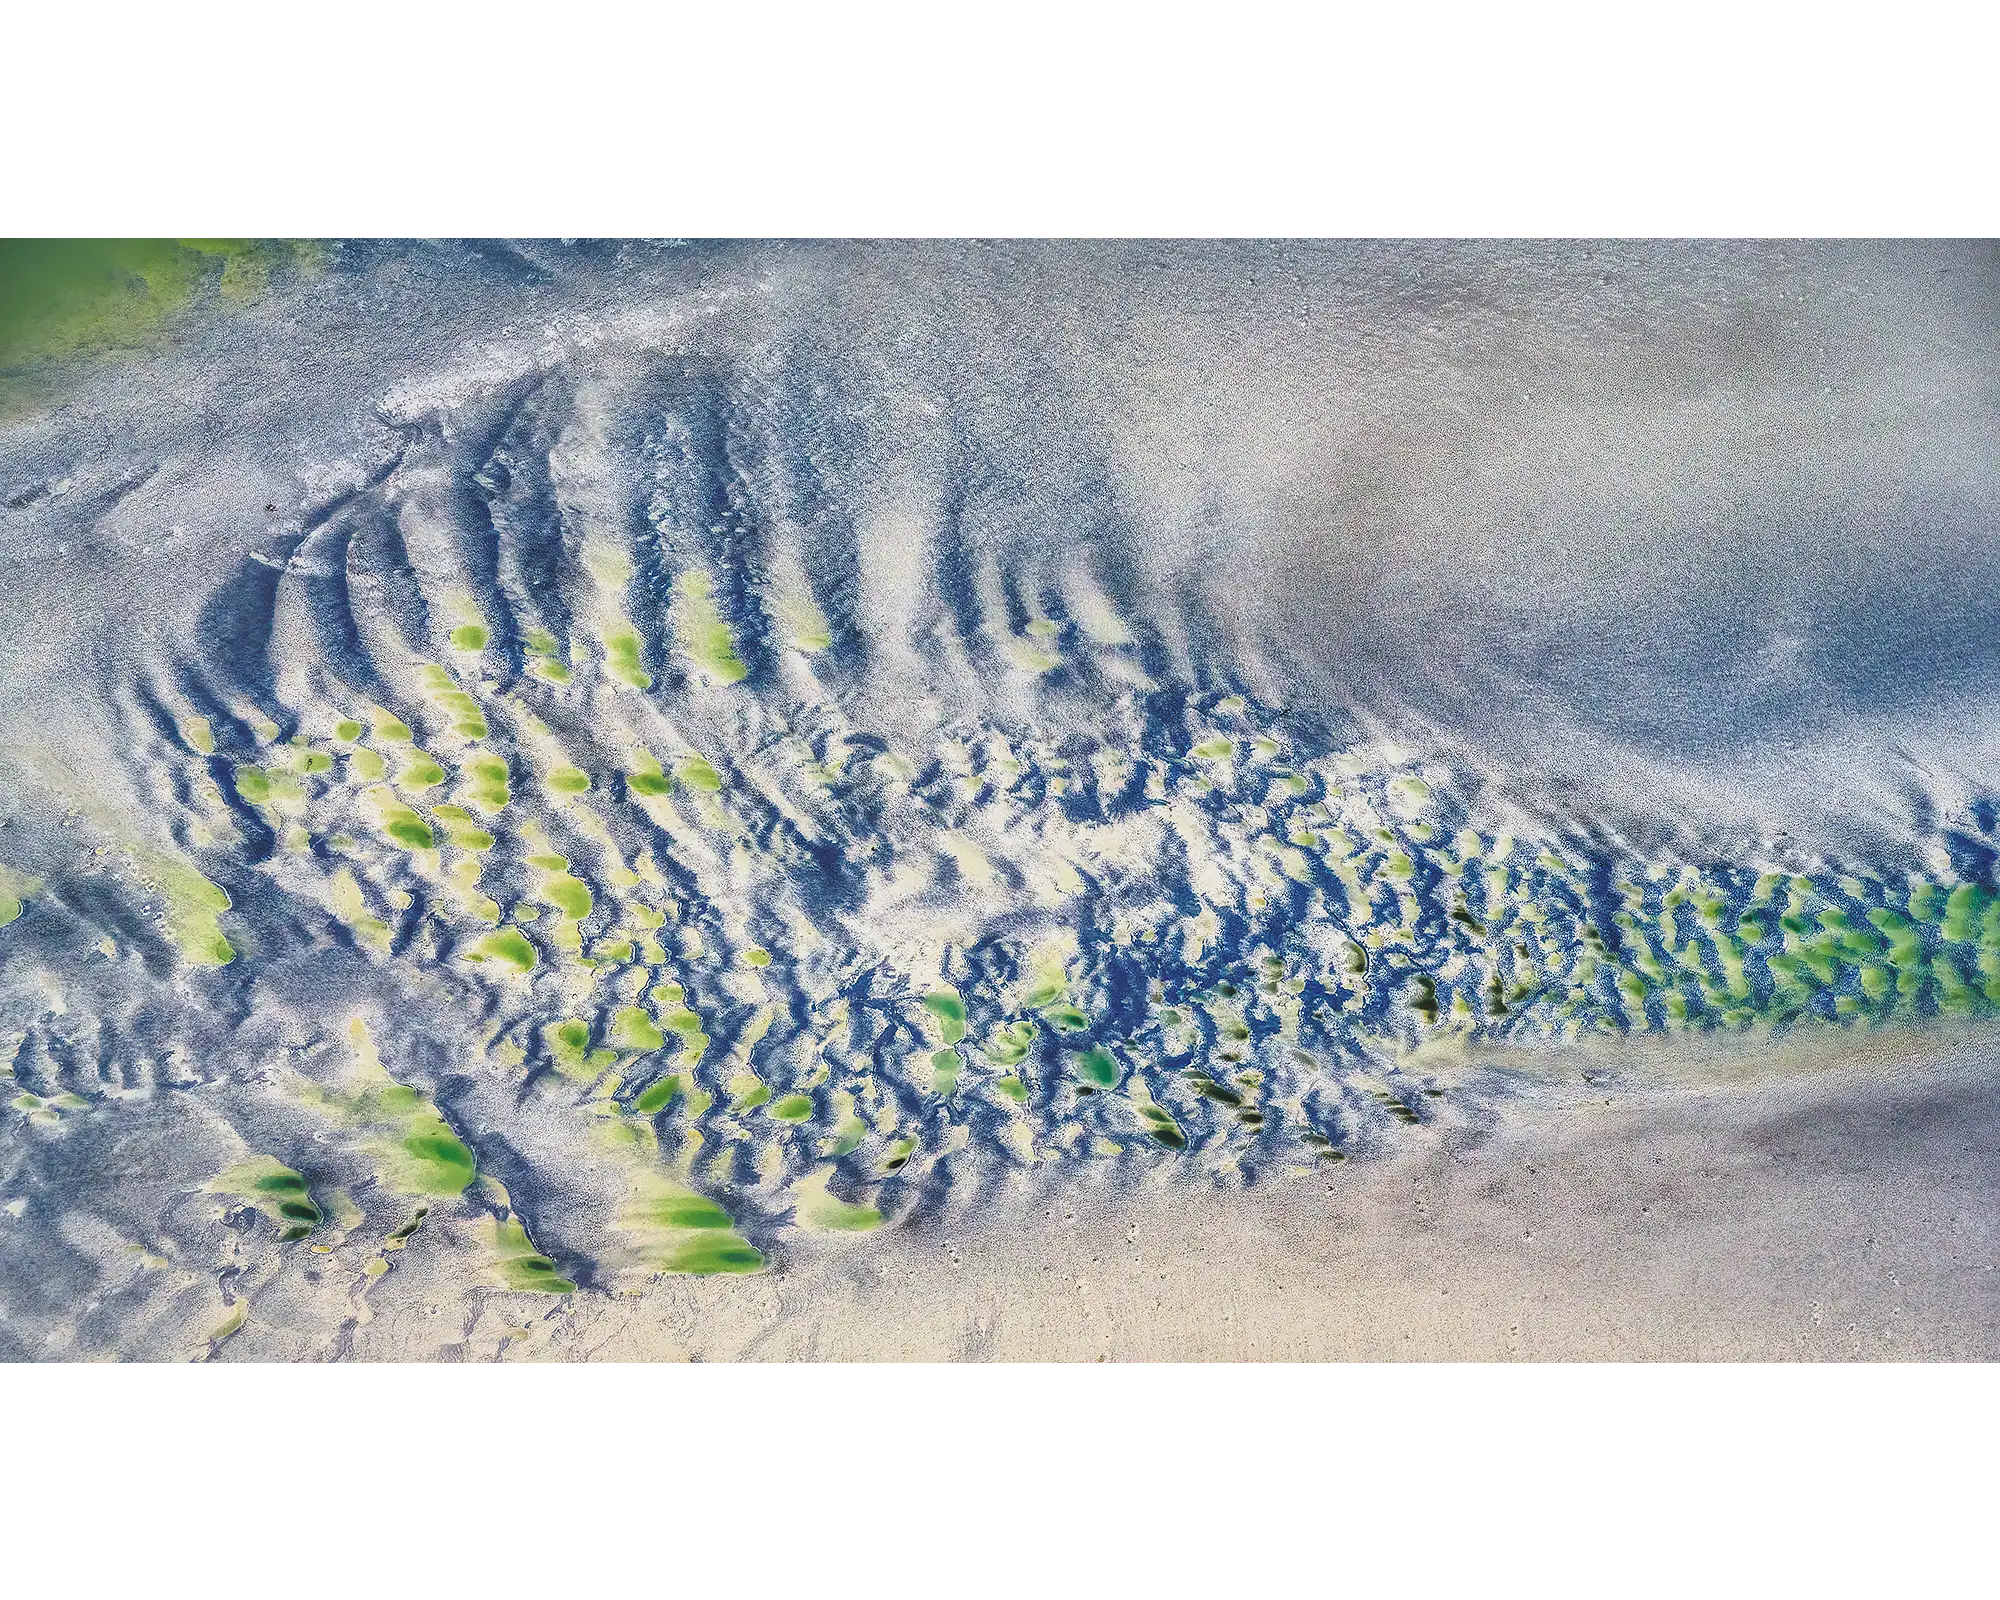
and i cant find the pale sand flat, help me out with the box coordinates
[391,1029,1998,1362]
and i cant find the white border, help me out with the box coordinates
[5,2,1997,234]
[1,1363,1994,1593]
[5,5,1996,1591]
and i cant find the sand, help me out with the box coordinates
[446,1030,2000,1361]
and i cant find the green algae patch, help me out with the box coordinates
[419,664,489,738]
[396,751,446,794]
[547,765,591,795]
[657,1016,711,1073]
[0,240,311,413]
[922,989,967,1044]
[461,753,511,813]
[334,719,364,742]
[771,1092,815,1122]
[604,627,653,690]
[677,754,724,792]
[305,1021,484,1205]
[350,748,387,781]
[368,791,434,850]
[149,861,235,965]
[329,867,392,954]
[773,584,833,652]
[984,1019,1037,1067]
[545,1019,616,1080]
[609,1007,665,1053]
[233,763,300,808]
[538,871,593,921]
[674,570,748,685]
[827,1114,869,1156]
[488,1215,573,1293]
[1941,883,1991,944]
[450,623,490,652]
[1934,952,1985,1016]
[385,1115,478,1197]
[205,1301,249,1351]
[626,754,672,797]
[12,1090,93,1125]
[741,946,771,968]
[0,864,38,928]
[930,1049,962,1096]
[180,716,216,755]
[524,627,569,675]
[663,1233,766,1273]
[993,1074,1029,1105]
[792,1168,883,1232]
[1021,969,1067,1010]
[1076,1046,1119,1087]
[1134,1100,1187,1150]
[212,1158,320,1240]
[634,1074,681,1114]
[470,927,537,975]
[620,1175,764,1274]
[430,804,495,852]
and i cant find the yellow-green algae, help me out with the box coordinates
[0,240,319,414]
[396,750,446,793]
[460,753,510,813]
[603,628,652,690]
[626,753,672,797]
[536,867,593,922]
[368,791,434,850]
[921,989,967,1044]
[673,571,748,685]
[609,1007,665,1052]
[470,927,538,975]
[146,859,235,966]
[525,628,573,683]
[791,1168,883,1232]
[211,1157,321,1241]
[677,754,723,792]
[0,864,38,929]
[298,1022,478,1201]
[430,804,495,852]
[545,1018,617,1080]
[634,1074,682,1114]
[328,867,391,953]
[617,1167,763,1274]
[487,1215,574,1293]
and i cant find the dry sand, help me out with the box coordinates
[436,1029,2000,1361]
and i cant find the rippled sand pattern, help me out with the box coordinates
[2,241,1997,1359]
